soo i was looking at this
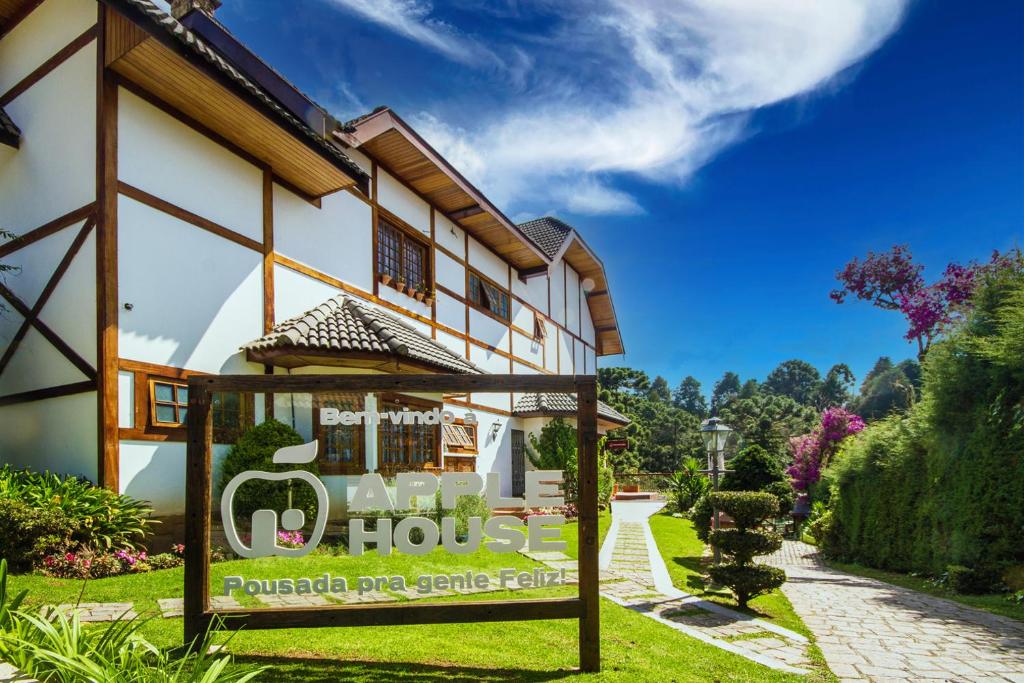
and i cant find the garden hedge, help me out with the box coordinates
[818,265,1024,581]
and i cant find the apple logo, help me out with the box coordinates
[221,441,329,558]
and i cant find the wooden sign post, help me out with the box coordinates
[185,373,600,672]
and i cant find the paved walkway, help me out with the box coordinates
[597,500,813,675]
[766,540,1024,682]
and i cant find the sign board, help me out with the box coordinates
[605,438,629,453]
[185,373,600,672]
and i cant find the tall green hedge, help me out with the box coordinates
[819,264,1024,576]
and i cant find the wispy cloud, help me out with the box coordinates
[330,0,909,217]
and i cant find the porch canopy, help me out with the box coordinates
[243,294,480,374]
[513,392,630,434]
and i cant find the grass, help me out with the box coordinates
[826,560,1024,623]
[648,514,835,683]
[5,516,811,682]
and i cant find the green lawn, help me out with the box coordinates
[6,517,810,682]
[648,514,835,683]
[826,560,1024,623]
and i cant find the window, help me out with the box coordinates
[315,393,365,474]
[376,393,441,474]
[377,217,429,290]
[443,421,478,454]
[533,311,548,341]
[468,269,510,320]
[151,380,188,426]
[145,378,253,443]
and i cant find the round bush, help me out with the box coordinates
[721,445,785,492]
[708,491,778,530]
[708,563,786,607]
[216,420,318,527]
[763,481,796,517]
[709,529,783,564]
[0,498,75,572]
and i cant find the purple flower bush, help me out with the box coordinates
[787,407,865,494]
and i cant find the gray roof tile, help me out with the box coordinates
[513,393,630,426]
[516,217,573,260]
[244,294,480,374]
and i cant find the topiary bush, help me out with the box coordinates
[706,491,786,607]
[721,445,786,492]
[763,481,795,517]
[688,493,714,543]
[216,419,318,529]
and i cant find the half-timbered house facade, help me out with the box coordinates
[0,0,626,536]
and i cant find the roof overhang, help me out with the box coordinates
[101,1,368,198]
[0,0,38,36]
[245,348,459,374]
[336,108,550,271]
[547,231,623,356]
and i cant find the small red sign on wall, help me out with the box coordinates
[605,438,629,452]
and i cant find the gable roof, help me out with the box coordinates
[243,294,480,375]
[0,106,20,148]
[517,217,574,261]
[516,216,624,356]
[513,392,631,427]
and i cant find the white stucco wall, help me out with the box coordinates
[435,291,465,332]
[118,89,262,242]
[0,43,95,234]
[434,250,464,293]
[0,392,98,481]
[550,262,566,327]
[565,265,581,335]
[377,170,429,236]
[117,196,262,374]
[274,183,373,293]
[467,237,509,287]
[434,213,464,257]
[0,0,95,96]
[468,308,510,352]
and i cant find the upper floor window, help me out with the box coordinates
[468,269,510,321]
[377,217,429,291]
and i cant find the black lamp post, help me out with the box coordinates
[700,416,733,565]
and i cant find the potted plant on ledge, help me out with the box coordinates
[380,272,393,287]
[395,274,407,294]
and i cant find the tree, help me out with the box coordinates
[648,376,672,404]
[719,393,817,462]
[721,445,786,492]
[738,379,759,399]
[787,407,865,494]
[831,246,1019,358]
[817,363,855,408]
[711,372,741,414]
[527,418,579,500]
[850,359,920,420]
[763,359,821,405]
[672,376,707,418]
[668,456,710,512]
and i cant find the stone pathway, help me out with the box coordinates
[597,501,813,675]
[766,540,1024,682]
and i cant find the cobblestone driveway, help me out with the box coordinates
[766,541,1024,682]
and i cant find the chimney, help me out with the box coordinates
[171,0,221,20]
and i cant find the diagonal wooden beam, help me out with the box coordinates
[0,203,95,259]
[0,218,95,377]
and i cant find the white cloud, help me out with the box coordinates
[337,0,909,217]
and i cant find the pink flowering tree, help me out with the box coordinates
[830,246,1016,358]
[787,407,865,495]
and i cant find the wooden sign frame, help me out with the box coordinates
[184,373,600,672]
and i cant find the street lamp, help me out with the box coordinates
[700,417,733,565]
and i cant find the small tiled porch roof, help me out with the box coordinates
[513,393,631,427]
[243,294,480,374]
[0,106,21,148]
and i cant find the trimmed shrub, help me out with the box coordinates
[0,498,76,572]
[598,464,615,509]
[941,565,1004,595]
[688,493,714,543]
[721,445,785,492]
[706,491,786,607]
[216,419,317,526]
[763,481,795,517]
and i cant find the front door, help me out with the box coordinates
[511,429,526,498]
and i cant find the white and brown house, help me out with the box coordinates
[0,0,628,537]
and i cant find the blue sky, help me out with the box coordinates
[213,0,1023,398]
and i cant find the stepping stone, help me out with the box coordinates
[520,551,570,562]
[255,593,331,608]
[0,662,37,683]
[210,596,242,610]
[158,598,184,618]
[54,602,136,622]
[543,560,578,571]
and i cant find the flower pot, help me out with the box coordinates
[424,297,434,306]
[396,282,406,294]
[380,273,393,286]
[415,292,425,302]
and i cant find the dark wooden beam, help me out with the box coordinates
[518,264,549,282]
[448,204,483,221]
[188,373,580,395]
[0,24,97,106]
[585,289,608,298]
[0,380,95,407]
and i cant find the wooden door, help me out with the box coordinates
[511,429,526,498]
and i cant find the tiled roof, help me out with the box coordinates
[513,393,631,426]
[0,106,20,148]
[243,295,480,374]
[112,0,367,186]
[516,216,573,260]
